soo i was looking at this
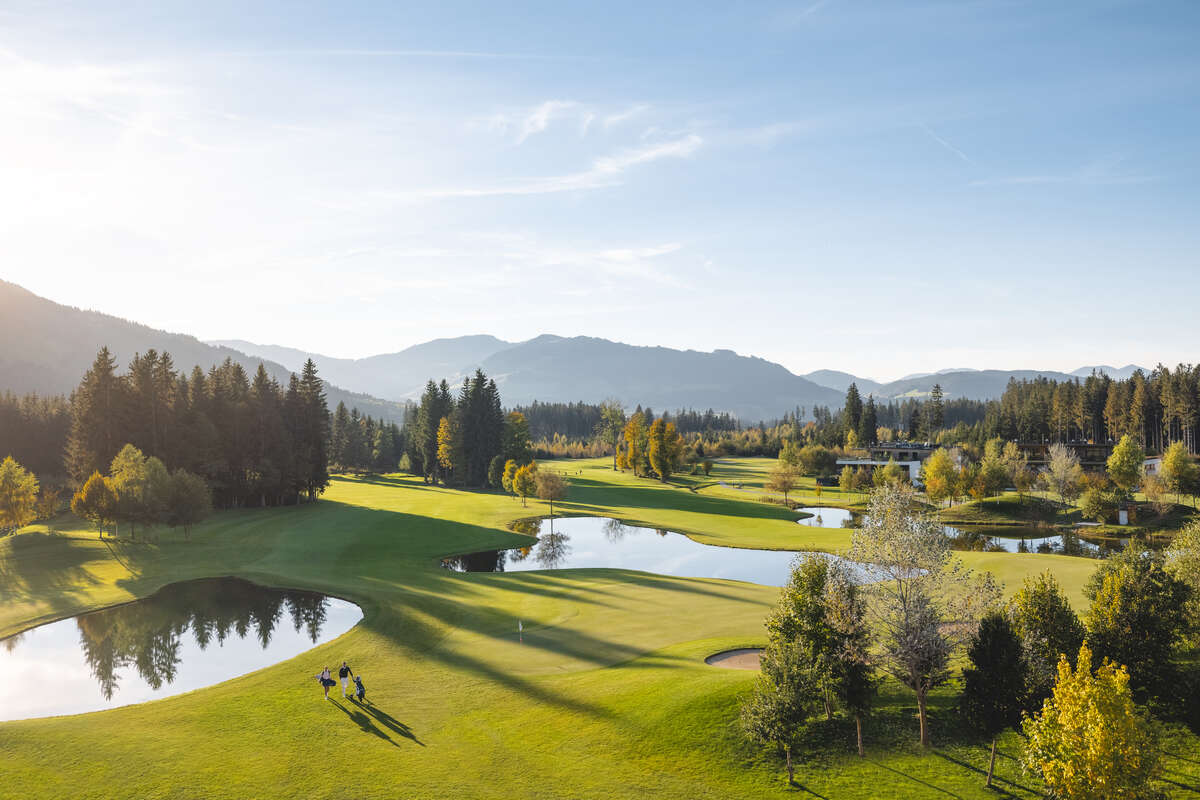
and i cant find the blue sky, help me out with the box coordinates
[1,0,1197,380]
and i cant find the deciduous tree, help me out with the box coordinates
[1085,546,1191,702]
[71,471,116,537]
[1008,571,1086,711]
[166,469,212,541]
[1044,443,1083,508]
[1165,521,1200,646]
[1022,644,1161,800]
[535,470,568,516]
[513,462,538,507]
[1160,441,1198,506]
[501,459,519,496]
[1106,434,1145,496]
[647,418,684,482]
[0,456,39,533]
[740,641,820,786]
[847,485,1000,747]
[766,462,800,503]
[921,447,958,506]
[595,401,626,471]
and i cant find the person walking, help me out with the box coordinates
[338,661,354,698]
[315,666,334,699]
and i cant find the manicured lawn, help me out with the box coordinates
[1,458,1195,798]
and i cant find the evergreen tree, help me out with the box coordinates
[297,359,330,500]
[856,397,878,446]
[330,401,351,469]
[960,611,1026,788]
[928,383,945,433]
[843,383,863,440]
[65,347,128,485]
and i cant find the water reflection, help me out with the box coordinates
[942,526,1121,558]
[795,507,855,528]
[443,516,834,587]
[0,578,361,721]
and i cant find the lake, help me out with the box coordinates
[0,577,362,721]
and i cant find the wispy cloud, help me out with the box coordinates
[603,103,649,129]
[479,99,583,143]
[516,100,578,143]
[920,124,972,164]
[411,134,703,199]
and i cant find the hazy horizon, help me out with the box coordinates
[3,1,1198,380]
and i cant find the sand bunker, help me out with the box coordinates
[704,648,763,670]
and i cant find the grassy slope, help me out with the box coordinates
[0,459,1194,799]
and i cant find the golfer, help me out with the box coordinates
[338,661,354,697]
[316,666,334,699]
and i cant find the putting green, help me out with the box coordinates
[0,458,1193,799]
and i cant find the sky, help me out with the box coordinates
[1,0,1198,382]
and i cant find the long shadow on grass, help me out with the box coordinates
[932,750,1036,797]
[372,573,693,671]
[478,569,769,609]
[331,698,424,747]
[866,761,966,799]
[561,478,798,523]
[1,532,112,608]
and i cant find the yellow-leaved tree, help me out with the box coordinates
[1022,643,1160,800]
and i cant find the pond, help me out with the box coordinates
[943,526,1122,557]
[0,577,362,721]
[795,507,855,528]
[443,516,820,587]
[799,507,1121,559]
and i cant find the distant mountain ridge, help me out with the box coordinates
[211,332,1155,419]
[0,279,1158,424]
[804,365,1151,399]
[0,280,409,422]
[213,334,847,421]
[211,335,514,401]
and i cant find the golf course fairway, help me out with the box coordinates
[2,459,1195,799]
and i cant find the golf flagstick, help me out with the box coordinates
[518,619,523,643]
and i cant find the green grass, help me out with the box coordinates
[1,458,1195,799]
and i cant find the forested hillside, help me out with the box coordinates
[0,280,407,422]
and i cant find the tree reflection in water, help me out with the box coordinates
[76,578,330,700]
[534,532,571,568]
[603,519,628,542]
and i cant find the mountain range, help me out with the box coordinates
[0,280,409,422]
[212,335,847,421]
[0,279,1152,422]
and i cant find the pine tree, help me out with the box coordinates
[843,383,863,440]
[960,611,1026,787]
[297,359,330,500]
[65,348,128,485]
[928,384,945,434]
[857,397,878,446]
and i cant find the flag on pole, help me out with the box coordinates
[518,619,523,643]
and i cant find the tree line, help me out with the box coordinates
[743,486,1200,795]
[330,402,404,473]
[821,366,1200,455]
[0,392,70,478]
[64,348,331,508]
[407,370,533,488]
